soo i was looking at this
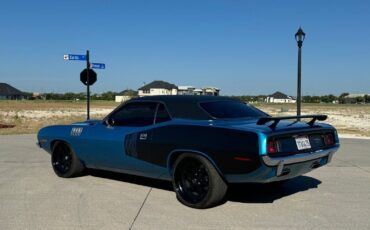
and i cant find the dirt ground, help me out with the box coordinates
[0,101,114,135]
[0,100,369,137]
[257,103,370,137]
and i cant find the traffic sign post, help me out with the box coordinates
[80,69,97,85]
[64,54,87,61]
[64,50,105,120]
[86,50,90,120]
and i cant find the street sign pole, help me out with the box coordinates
[64,51,104,121]
[86,50,90,120]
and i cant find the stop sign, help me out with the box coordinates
[80,68,97,85]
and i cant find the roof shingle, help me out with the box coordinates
[138,81,178,90]
[0,83,25,96]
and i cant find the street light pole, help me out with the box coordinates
[295,27,305,121]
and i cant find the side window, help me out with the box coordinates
[155,104,171,124]
[110,102,157,127]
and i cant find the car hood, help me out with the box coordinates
[72,119,102,126]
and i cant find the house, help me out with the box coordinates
[135,80,220,97]
[0,83,27,100]
[138,81,178,97]
[266,91,296,103]
[202,87,220,96]
[114,89,138,103]
[178,86,220,96]
[177,86,196,95]
[343,93,369,104]
[115,95,133,103]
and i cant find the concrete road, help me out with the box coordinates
[0,135,369,229]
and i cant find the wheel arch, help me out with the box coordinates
[167,149,225,181]
[50,139,86,168]
[50,139,69,152]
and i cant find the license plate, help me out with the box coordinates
[295,136,311,150]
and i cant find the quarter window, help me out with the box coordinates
[155,104,171,124]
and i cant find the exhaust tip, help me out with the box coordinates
[311,161,321,169]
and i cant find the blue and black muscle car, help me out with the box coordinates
[37,95,340,208]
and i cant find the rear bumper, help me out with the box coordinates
[262,145,339,176]
[225,144,339,183]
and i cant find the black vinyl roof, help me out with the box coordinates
[130,95,239,120]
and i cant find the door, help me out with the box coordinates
[86,102,158,171]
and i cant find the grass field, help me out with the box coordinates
[1,100,369,137]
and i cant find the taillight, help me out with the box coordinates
[267,141,278,154]
[323,133,334,146]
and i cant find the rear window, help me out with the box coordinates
[200,101,267,119]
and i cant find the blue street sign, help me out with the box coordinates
[91,63,105,69]
[64,54,86,61]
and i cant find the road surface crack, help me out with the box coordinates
[129,187,152,230]
[335,158,370,174]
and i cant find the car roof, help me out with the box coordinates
[129,95,240,120]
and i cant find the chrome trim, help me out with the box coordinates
[262,145,339,176]
[276,160,284,176]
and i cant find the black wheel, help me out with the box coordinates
[51,141,84,178]
[172,153,227,209]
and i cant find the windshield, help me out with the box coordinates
[200,101,267,119]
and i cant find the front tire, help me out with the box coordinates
[51,141,84,178]
[172,153,227,209]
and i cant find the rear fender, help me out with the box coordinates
[167,149,224,180]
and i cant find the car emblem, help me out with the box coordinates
[139,133,148,140]
[71,127,83,136]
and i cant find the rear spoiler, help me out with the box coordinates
[257,115,327,129]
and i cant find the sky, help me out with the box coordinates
[0,0,369,96]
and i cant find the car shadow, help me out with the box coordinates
[86,169,173,191]
[226,176,322,203]
[86,169,321,204]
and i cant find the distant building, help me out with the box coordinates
[115,95,133,103]
[138,81,178,97]
[178,86,220,96]
[0,83,27,100]
[202,87,220,96]
[177,86,196,95]
[344,93,369,104]
[114,89,138,103]
[266,91,296,103]
[135,80,220,97]
[193,88,203,95]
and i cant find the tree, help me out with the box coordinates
[338,92,349,104]
[365,94,370,103]
[100,91,116,100]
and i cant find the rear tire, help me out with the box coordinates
[51,141,84,178]
[172,153,227,209]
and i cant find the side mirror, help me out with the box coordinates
[105,117,115,127]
